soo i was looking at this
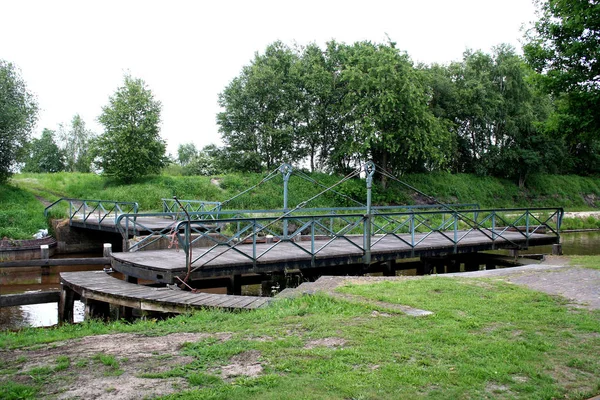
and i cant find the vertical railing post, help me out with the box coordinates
[252,219,257,263]
[453,213,458,244]
[184,221,190,270]
[363,162,375,265]
[410,213,415,247]
[492,212,496,240]
[280,163,292,240]
[311,219,315,266]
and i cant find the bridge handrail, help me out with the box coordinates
[44,197,139,226]
[165,206,563,272]
[161,199,222,219]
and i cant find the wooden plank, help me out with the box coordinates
[187,293,223,306]
[244,297,271,309]
[0,291,61,307]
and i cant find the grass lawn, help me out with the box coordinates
[1,276,599,399]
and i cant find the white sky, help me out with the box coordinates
[1,0,537,157]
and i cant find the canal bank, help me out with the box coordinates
[2,231,600,330]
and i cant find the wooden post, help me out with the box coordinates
[227,274,242,295]
[40,244,50,276]
[103,243,112,272]
[509,249,519,259]
[40,244,50,259]
[552,244,563,256]
[84,298,110,320]
[58,286,75,323]
[103,243,112,257]
[382,261,396,276]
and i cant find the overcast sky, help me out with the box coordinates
[1,0,537,156]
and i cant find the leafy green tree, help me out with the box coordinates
[57,114,94,172]
[427,45,560,185]
[95,75,167,182]
[524,0,600,173]
[339,41,451,182]
[0,60,38,182]
[218,41,304,170]
[22,128,65,173]
[177,142,198,166]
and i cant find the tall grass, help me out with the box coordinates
[0,184,47,239]
[6,171,600,239]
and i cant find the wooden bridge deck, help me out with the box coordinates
[111,230,559,284]
[60,271,272,313]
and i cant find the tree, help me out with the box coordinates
[57,114,94,172]
[339,41,451,182]
[218,41,304,170]
[0,60,38,182]
[177,142,198,166]
[22,128,64,173]
[524,0,600,173]
[426,46,561,185]
[95,75,167,182]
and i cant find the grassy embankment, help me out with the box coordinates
[1,256,599,399]
[4,172,600,239]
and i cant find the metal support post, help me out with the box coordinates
[363,162,375,265]
[280,163,293,240]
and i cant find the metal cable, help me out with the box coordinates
[188,166,363,273]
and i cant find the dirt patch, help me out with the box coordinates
[219,350,263,379]
[304,337,347,349]
[1,332,232,400]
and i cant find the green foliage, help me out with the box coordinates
[218,41,303,170]
[177,142,198,166]
[524,0,600,175]
[7,169,600,240]
[57,114,95,172]
[0,183,47,239]
[22,128,65,173]
[0,381,39,400]
[424,45,561,185]
[218,40,451,177]
[94,74,167,182]
[570,255,600,270]
[0,60,38,183]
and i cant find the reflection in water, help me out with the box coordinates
[1,231,599,330]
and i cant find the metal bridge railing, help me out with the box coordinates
[44,198,139,226]
[114,203,481,252]
[161,198,222,219]
[164,206,562,271]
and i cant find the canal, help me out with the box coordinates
[1,231,599,330]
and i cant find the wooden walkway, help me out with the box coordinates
[59,271,272,319]
[111,230,559,284]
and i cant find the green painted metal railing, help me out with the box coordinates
[168,207,562,271]
[161,198,222,219]
[44,198,139,226]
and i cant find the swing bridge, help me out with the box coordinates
[45,162,564,289]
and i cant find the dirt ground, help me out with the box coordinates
[1,332,243,399]
[2,257,598,399]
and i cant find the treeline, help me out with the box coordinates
[198,40,592,186]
